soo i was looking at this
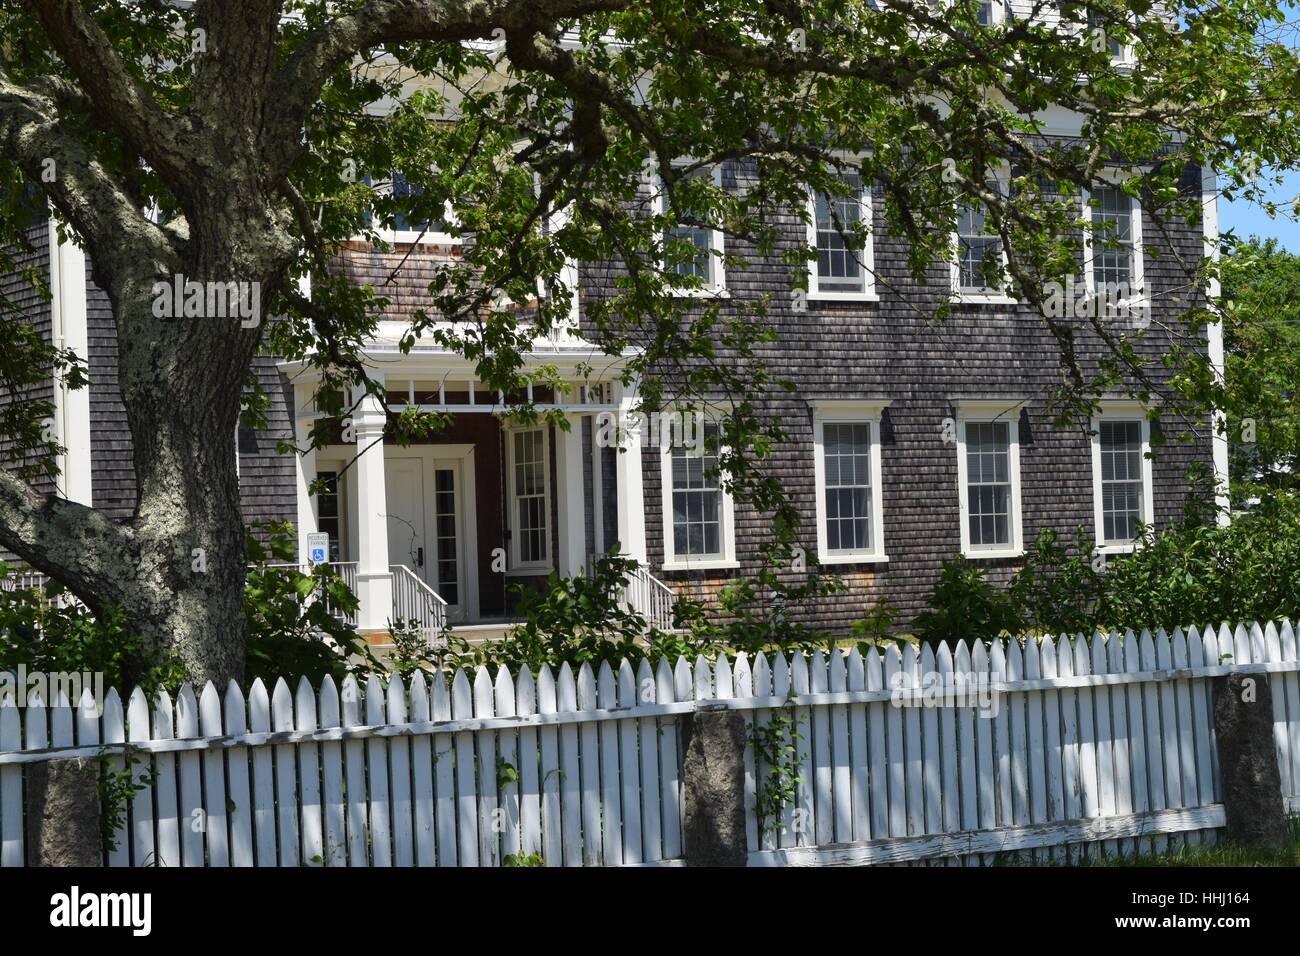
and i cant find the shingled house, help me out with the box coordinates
[1,131,1229,643]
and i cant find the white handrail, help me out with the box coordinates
[589,555,676,631]
[389,564,448,648]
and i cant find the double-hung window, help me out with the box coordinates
[1084,182,1144,308]
[656,164,726,295]
[507,427,551,571]
[1091,405,1153,552]
[362,169,459,245]
[955,402,1024,558]
[952,173,1012,301]
[661,416,737,569]
[812,401,888,563]
[808,171,876,299]
[1086,7,1134,62]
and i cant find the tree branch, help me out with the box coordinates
[262,0,632,173]
[0,468,137,613]
[0,72,179,282]
[20,0,196,188]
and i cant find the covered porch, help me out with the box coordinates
[283,340,670,643]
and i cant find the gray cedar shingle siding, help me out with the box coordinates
[591,156,1216,633]
[0,217,54,563]
[0,217,54,491]
[85,277,136,519]
[3,153,1216,634]
[238,356,299,529]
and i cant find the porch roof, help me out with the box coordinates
[277,322,639,383]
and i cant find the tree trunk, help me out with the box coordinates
[26,759,103,867]
[108,272,255,688]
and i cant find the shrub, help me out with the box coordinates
[0,565,186,695]
[243,523,380,684]
[912,558,1026,647]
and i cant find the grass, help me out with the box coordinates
[999,817,1300,867]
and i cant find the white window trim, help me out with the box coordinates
[1090,401,1155,555]
[812,400,889,564]
[1082,176,1146,310]
[806,166,879,302]
[975,0,1010,27]
[652,162,728,298]
[954,399,1025,559]
[361,171,461,246]
[950,166,1017,304]
[659,412,738,571]
[1080,8,1138,66]
[505,424,553,575]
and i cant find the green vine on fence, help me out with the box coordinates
[750,695,805,837]
[97,747,157,855]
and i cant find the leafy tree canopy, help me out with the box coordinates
[0,0,1296,679]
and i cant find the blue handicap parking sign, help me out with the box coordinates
[310,547,326,562]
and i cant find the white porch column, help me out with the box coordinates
[293,382,319,563]
[352,387,392,631]
[615,380,648,564]
[555,413,588,576]
[48,220,93,506]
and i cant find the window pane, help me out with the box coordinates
[513,429,548,563]
[671,422,723,557]
[1099,419,1144,544]
[957,184,1005,293]
[1092,186,1135,296]
[815,173,867,292]
[822,422,874,553]
[965,421,1012,548]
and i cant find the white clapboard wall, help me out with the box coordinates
[2,620,1299,867]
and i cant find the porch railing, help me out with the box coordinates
[257,561,359,626]
[589,555,677,632]
[0,569,78,610]
[390,564,448,648]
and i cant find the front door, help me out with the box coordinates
[384,454,467,622]
[385,456,428,580]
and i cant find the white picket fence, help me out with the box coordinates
[2,619,1299,867]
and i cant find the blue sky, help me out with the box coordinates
[1218,7,1300,251]
[1220,170,1300,252]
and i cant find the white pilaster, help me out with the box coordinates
[293,382,319,563]
[555,414,588,576]
[615,380,647,564]
[47,219,92,506]
[1201,165,1232,524]
[352,387,392,631]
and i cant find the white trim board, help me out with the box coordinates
[47,219,93,507]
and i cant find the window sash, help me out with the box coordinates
[955,187,1006,293]
[821,421,874,553]
[1090,185,1135,295]
[964,420,1013,549]
[670,422,723,558]
[1099,419,1145,544]
[813,173,868,293]
[512,429,549,565]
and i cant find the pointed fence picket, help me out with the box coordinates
[2,618,1300,867]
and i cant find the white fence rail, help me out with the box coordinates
[2,620,1298,867]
